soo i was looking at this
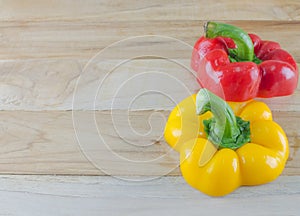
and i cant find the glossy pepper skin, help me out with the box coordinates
[164,89,289,196]
[191,22,298,102]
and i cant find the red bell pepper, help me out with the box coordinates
[191,21,298,101]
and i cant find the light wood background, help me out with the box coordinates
[0,0,300,214]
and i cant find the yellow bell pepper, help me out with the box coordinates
[164,89,289,196]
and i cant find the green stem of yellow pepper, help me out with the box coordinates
[196,89,251,149]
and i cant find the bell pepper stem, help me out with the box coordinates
[196,89,250,149]
[205,21,254,62]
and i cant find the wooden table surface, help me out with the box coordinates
[0,0,300,215]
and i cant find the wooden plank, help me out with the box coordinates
[0,59,299,111]
[0,110,178,176]
[0,175,299,215]
[0,21,300,60]
[0,110,299,176]
[1,0,300,21]
[0,59,197,111]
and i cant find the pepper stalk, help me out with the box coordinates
[196,89,251,150]
[205,21,262,64]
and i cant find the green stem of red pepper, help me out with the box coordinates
[196,88,251,149]
[205,21,262,63]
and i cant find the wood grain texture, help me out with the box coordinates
[1,0,300,213]
[0,110,299,176]
[0,175,299,216]
[0,0,300,210]
[1,0,300,21]
[1,20,300,60]
[0,59,197,111]
[0,59,299,111]
[0,110,178,175]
